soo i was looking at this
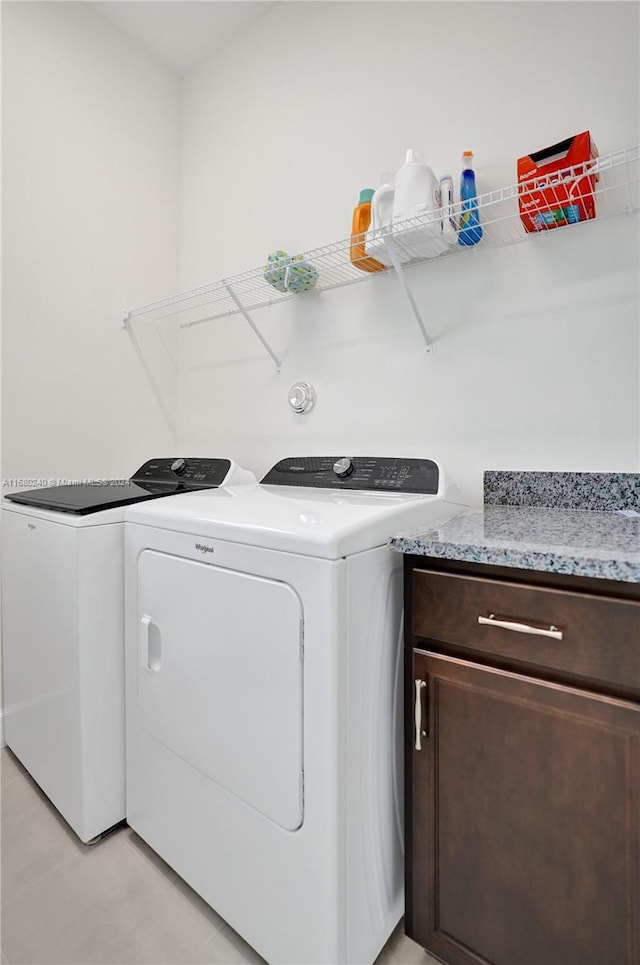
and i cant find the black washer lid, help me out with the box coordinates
[4,457,233,515]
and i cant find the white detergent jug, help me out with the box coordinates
[392,149,447,259]
[364,180,397,267]
[365,177,417,267]
[372,181,394,232]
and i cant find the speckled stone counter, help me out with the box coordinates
[390,471,640,584]
[483,470,640,512]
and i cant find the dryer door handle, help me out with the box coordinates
[140,614,161,672]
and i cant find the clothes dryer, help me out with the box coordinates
[124,456,466,964]
[1,458,253,842]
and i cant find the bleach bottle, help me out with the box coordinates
[458,150,483,247]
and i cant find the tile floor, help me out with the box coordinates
[1,748,440,965]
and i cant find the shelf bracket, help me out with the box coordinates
[383,237,433,354]
[223,279,282,371]
[121,310,178,439]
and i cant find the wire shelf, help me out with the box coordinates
[124,145,639,354]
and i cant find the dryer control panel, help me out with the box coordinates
[261,457,440,494]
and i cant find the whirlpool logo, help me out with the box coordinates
[195,542,214,555]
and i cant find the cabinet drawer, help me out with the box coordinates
[412,569,640,692]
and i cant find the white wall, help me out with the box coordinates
[0,0,183,745]
[1,0,181,484]
[177,0,640,503]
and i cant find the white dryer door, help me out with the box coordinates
[136,551,304,830]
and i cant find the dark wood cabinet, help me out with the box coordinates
[404,559,640,965]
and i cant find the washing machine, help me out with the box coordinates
[124,456,466,964]
[1,457,254,843]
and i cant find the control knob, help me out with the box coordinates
[171,458,188,476]
[333,457,354,479]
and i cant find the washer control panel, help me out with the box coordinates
[261,457,440,494]
[132,458,232,489]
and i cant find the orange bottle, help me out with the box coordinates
[350,189,385,273]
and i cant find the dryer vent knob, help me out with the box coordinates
[288,381,316,415]
[171,458,188,476]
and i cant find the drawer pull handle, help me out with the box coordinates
[414,679,427,751]
[478,614,563,641]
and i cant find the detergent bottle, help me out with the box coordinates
[364,178,397,266]
[391,149,447,258]
[392,149,440,226]
[458,150,483,247]
[350,189,385,273]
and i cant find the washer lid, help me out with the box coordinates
[3,458,243,515]
[125,476,465,559]
[3,481,177,516]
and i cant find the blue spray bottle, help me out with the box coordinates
[458,150,483,247]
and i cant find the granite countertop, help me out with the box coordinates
[390,471,640,584]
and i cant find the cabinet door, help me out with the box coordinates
[406,650,640,965]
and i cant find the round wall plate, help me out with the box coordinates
[288,381,316,414]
